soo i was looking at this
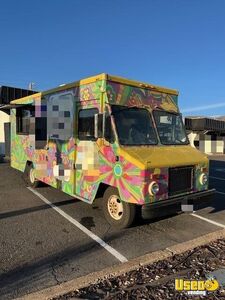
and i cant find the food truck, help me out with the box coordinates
[8,74,215,228]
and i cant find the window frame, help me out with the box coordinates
[111,105,158,146]
[16,105,34,135]
[78,108,99,141]
[153,109,189,145]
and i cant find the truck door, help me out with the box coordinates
[45,91,76,195]
[75,103,101,202]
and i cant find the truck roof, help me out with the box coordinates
[11,73,178,104]
[106,74,178,96]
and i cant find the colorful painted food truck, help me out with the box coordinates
[9,74,215,228]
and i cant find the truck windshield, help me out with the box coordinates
[153,110,189,145]
[111,105,157,145]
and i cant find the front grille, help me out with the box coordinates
[168,166,193,196]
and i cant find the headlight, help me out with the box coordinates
[148,181,159,195]
[199,173,208,185]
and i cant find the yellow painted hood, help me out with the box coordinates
[119,145,208,169]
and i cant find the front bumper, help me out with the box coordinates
[142,189,216,220]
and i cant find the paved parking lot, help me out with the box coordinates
[0,158,225,299]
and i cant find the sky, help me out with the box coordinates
[0,0,225,116]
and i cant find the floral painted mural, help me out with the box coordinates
[106,81,178,112]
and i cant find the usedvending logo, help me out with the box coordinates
[175,278,219,296]
[175,268,225,296]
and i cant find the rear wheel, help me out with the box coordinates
[24,164,40,188]
[102,187,136,228]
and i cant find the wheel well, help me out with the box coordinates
[27,161,32,166]
[24,160,33,172]
[95,183,113,199]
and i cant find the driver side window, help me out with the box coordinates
[78,108,98,141]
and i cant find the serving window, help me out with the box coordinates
[16,106,34,135]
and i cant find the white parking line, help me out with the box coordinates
[27,187,128,263]
[191,213,225,228]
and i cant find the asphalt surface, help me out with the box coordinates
[0,158,225,299]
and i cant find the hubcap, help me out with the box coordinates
[107,195,123,220]
[29,168,35,184]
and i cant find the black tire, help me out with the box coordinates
[24,164,40,188]
[102,187,136,228]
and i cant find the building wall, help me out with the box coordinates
[0,111,10,155]
[199,134,224,154]
[188,131,224,154]
[223,137,225,153]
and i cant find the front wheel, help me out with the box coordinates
[24,164,40,188]
[102,187,136,228]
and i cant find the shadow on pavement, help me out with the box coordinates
[0,198,78,220]
[0,230,125,299]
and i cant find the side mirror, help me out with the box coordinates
[94,113,103,139]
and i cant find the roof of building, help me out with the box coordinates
[185,116,225,132]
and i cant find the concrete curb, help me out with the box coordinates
[17,228,225,300]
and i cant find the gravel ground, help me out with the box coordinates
[54,239,225,300]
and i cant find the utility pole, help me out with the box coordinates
[28,82,35,90]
